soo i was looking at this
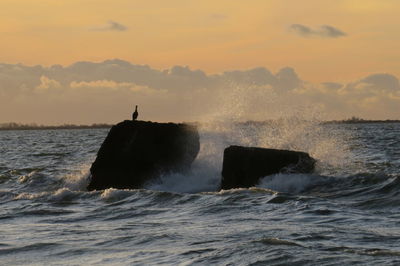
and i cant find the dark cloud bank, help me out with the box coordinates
[0,59,399,123]
[0,59,302,92]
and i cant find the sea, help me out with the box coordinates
[0,120,399,265]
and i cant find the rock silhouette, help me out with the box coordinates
[220,145,316,190]
[87,120,200,190]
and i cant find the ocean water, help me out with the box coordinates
[0,121,399,265]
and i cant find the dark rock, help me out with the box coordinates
[220,145,316,190]
[87,120,200,191]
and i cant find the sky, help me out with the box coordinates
[0,0,399,124]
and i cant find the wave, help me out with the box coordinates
[3,119,398,211]
[256,237,304,247]
[324,246,400,257]
[257,173,333,193]
[8,170,399,210]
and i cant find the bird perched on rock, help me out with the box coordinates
[132,105,138,120]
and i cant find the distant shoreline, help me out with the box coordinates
[1,119,400,131]
[0,123,112,131]
[322,119,400,124]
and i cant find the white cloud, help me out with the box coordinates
[35,76,61,93]
[70,80,133,90]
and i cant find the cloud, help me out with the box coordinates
[341,73,400,96]
[275,67,302,91]
[70,80,133,90]
[209,13,227,20]
[309,74,400,118]
[35,76,61,93]
[319,25,347,38]
[91,21,128,31]
[321,82,343,90]
[69,80,160,95]
[289,24,313,37]
[359,74,400,92]
[289,24,347,38]
[0,59,399,124]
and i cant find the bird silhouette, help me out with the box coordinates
[132,105,138,120]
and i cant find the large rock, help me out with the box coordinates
[87,120,200,191]
[220,145,316,190]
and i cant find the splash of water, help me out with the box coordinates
[197,81,354,170]
[62,164,91,191]
[143,82,354,193]
[258,173,332,193]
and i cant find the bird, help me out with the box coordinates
[132,105,138,120]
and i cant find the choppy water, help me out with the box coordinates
[0,122,399,265]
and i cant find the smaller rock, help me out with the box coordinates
[220,145,316,190]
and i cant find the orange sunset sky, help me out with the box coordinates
[1,0,399,124]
